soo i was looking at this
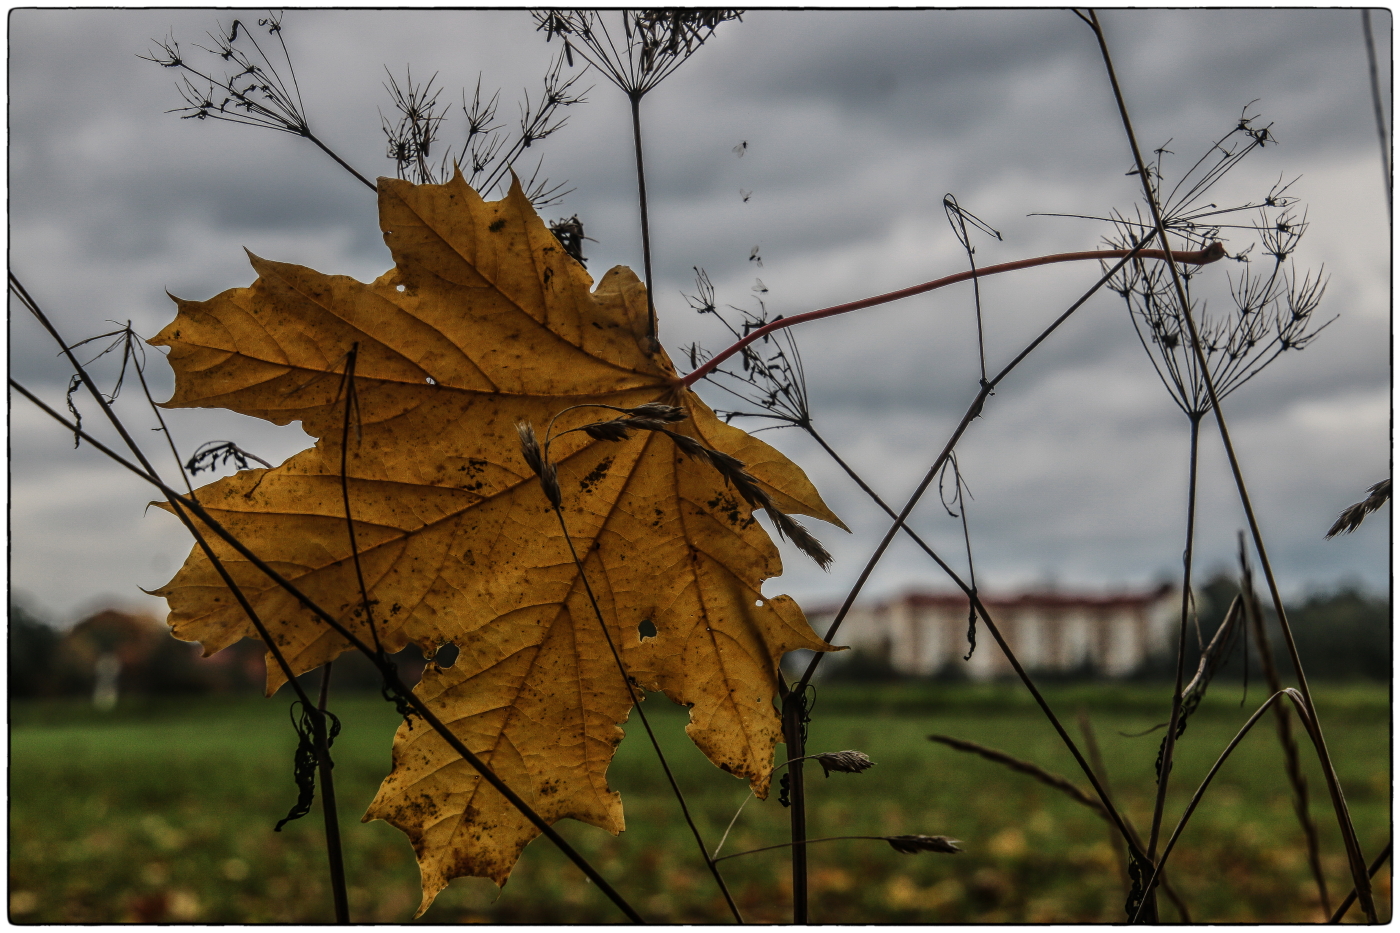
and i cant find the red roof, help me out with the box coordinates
[808,582,1173,616]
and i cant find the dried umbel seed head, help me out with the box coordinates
[886,835,962,855]
[813,750,875,777]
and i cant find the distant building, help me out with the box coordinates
[808,584,1178,680]
[54,608,266,701]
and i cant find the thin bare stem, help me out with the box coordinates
[712,790,754,860]
[1079,712,1131,884]
[307,132,377,191]
[805,426,978,597]
[1133,689,1316,922]
[337,345,384,655]
[1330,844,1391,923]
[1147,414,1202,860]
[630,93,658,343]
[775,252,1160,911]
[714,834,960,863]
[928,734,1106,816]
[10,378,646,924]
[679,243,1224,387]
[1239,536,1330,918]
[797,244,1154,683]
[315,661,349,923]
[782,689,810,923]
[1086,10,1376,919]
[778,249,1159,896]
[943,193,1001,386]
[1361,10,1392,222]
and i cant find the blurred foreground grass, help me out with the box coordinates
[9,682,1389,923]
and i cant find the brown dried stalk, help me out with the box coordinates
[927,734,1107,817]
[713,834,961,863]
[1239,535,1330,918]
[1133,688,1317,922]
[931,728,1193,921]
[1085,11,1376,920]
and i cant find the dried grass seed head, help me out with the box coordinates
[582,420,636,442]
[1326,478,1391,538]
[768,510,833,570]
[626,402,686,422]
[813,750,875,776]
[516,421,545,476]
[516,420,562,506]
[538,461,562,508]
[886,835,962,855]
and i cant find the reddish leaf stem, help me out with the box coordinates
[679,243,1224,387]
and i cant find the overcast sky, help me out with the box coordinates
[9,8,1392,629]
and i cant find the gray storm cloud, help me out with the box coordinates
[9,9,1390,623]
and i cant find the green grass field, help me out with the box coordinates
[9,682,1390,923]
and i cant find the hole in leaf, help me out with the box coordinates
[433,643,460,668]
[396,284,406,292]
[425,376,436,385]
[637,619,657,640]
[755,599,764,607]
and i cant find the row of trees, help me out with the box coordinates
[8,604,434,700]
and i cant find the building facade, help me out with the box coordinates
[810,585,1178,680]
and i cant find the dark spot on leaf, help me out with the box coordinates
[489,219,506,232]
[579,456,613,494]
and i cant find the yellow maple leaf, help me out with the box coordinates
[148,172,844,911]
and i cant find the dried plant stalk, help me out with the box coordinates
[1238,537,1330,918]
